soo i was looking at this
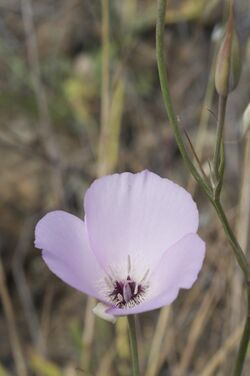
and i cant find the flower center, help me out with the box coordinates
[104,256,150,308]
[109,275,146,308]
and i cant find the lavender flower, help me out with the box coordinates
[35,170,205,317]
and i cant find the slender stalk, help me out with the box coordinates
[127,315,140,376]
[188,37,217,194]
[213,95,227,181]
[156,0,212,198]
[101,0,110,128]
[81,1,110,368]
[21,0,64,207]
[233,286,250,376]
[212,200,249,280]
[156,0,249,281]
[156,0,250,374]
[98,0,111,176]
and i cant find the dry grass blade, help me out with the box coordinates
[145,306,171,376]
[230,127,250,329]
[81,0,111,371]
[200,323,244,376]
[20,0,64,206]
[116,317,130,376]
[81,297,96,371]
[28,350,63,376]
[236,127,250,253]
[98,78,125,176]
[173,287,219,375]
[98,0,111,176]
[0,259,28,376]
[96,345,116,376]
[0,363,12,376]
[82,1,125,372]
[12,218,45,354]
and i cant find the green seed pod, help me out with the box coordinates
[215,8,241,96]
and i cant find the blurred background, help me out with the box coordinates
[0,0,250,375]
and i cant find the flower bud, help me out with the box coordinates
[215,7,241,96]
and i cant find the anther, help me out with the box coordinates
[117,293,123,302]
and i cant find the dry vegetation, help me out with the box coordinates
[0,0,250,375]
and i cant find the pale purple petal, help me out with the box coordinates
[107,233,205,316]
[152,233,205,289]
[84,170,198,271]
[35,211,104,299]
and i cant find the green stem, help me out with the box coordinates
[213,95,227,182]
[156,0,250,374]
[156,0,212,198]
[212,200,249,280]
[233,286,250,376]
[156,0,249,279]
[127,315,140,376]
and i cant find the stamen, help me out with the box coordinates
[106,259,149,308]
[117,293,123,302]
[109,267,116,279]
[134,283,138,295]
[127,254,131,275]
[140,268,150,283]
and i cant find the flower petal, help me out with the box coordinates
[35,210,104,299]
[107,233,205,316]
[84,170,199,273]
[151,232,205,290]
[93,303,117,323]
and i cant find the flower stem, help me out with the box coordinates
[156,0,212,198]
[155,0,250,374]
[233,286,250,376]
[156,0,249,280]
[213,95,227,182]
[212,200,249,280]
[127,315,140,376]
